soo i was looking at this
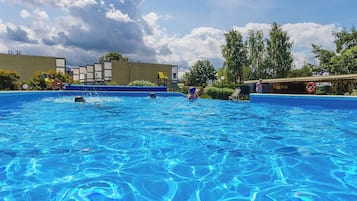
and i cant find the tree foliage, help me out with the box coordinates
[311,27,357,75]
[265,22,294,78]
[224,23,294,82]
[246,30,265,79]
[335,26,357,53]
[222,29,247,84]
[99,52,128,63]
[288,64,313,77]
[27,70,72,90]
[0,69,20,90]
[182,60,217,86]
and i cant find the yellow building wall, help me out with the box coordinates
[111,61,172,87]
[0,54,56,81]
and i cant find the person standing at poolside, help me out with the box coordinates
[256,79,263,93]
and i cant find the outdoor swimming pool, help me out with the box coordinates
[0,92,357,200]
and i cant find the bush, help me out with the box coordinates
[128,80,157,86]
[106,80,119,85]
[0,69,20,90]
[27,70,72,90]
[205,87,234,100]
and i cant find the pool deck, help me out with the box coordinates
[250,93,357,109]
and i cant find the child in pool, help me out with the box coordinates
[187,87,198,101]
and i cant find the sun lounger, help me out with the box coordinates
[228,88,241,101]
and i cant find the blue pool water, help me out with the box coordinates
[0,92,357,200]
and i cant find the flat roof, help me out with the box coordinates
[244,74,357,84]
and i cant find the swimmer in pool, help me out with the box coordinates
[74,96,86,103]
[187,87,198,101]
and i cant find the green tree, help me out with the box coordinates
[311,44,335,74]
[28,70,72,90]
[311,27,357,75]
[185,60,217,86]
[181,72,192,86]
[331,45,357,74]
[265,22,294,78]
[0,69,20,90]
[99,52,128,63]
[222,29,247,84]
[242,65,254,81]
[246,30,265,79]
[288,63,313,77]
[335,26,357,53]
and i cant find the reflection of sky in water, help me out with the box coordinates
[0,95,357,200]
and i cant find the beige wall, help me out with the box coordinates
[0,53,56,81]
[0,53,176,87]
[111,61,172,87]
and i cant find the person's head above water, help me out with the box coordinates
[74,96,86,103]
[149,92,156,98]
[188,87,196,94]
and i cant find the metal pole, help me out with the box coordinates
[221,80,223,97]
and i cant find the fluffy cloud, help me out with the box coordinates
[0,0,340,76]
[143,16,338,74]
[32,8,49,20]
[20,9,30,18]
[6,24,38,44]
[232,22,338,67]
[1,0,156,65]
[7,0,97,9]
[105,6,133,22]
[283,23,338,50]
[143,12,224,75]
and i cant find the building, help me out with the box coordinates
[0,53,66,81]
[244,74,357,94]
[70,61,178,89]
[0,52,179,89]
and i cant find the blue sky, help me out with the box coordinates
[0,0,356,76]
[141,0,356,35]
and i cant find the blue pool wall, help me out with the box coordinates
[64,84,168,92]
[250,93,357,109]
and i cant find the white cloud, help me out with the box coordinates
[143,20,340,75]
[233,23,271,36]
[105,9,132,22]
[0,19,6,33]
[33,8,49,21]
[55,0,97,8]
[0,42,7,52]
[3,0,97,9]
[143,11,225,73]
[20,9,30,18]
[0,1,342,77]
[283,23,338,50]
